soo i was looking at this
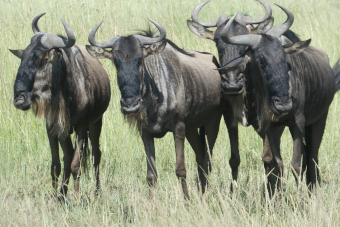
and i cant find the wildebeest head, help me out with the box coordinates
[187,0,272,96]
[10,13,75,111]
[86,19,167,115]
[218,4,311,116]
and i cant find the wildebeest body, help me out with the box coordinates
[286,47,334,124]
[188,0,339,190]
[141,46,221,136]
[11,15,111,197]
[87,21,235,198]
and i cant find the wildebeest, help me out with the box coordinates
[187,0,273,189]
[10,13,111,197]
[188,0,339,190]
[86,19,236,198]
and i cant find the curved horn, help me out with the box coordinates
[32,12,46,34]
[235,0,272,25]
[88,21,121,48]
[40,19,76,49]
[266,4,294,37]
[191,1,217,28]
[133,18,166,45]
[221,13,262,49]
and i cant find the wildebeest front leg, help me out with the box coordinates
[48,134,61,196]
[89,117,103,193]
[173,122,189,199]
[266,125,284,191]
[141,130,157,199]
[71,128,88,192]
[223,111,240,191]
[289,116,305,186]
[305,112,327,189]
[262,126,284,193]
[58,136,74,197]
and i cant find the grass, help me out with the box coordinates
[1,0,340,226]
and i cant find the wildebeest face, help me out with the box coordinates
[87,36,166,115]
[252,36,292,115]
[218,8,311,116]
[86,18,167,115]
[215,24,249,96]
[113,36,144,115]
[187,0,273,96]
[10,35,63,111]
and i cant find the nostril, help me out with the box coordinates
[236,73,244,80]
[14,94,25,105]
[221,74,228,81]
[120,98,126,106]
[273,96,281,105]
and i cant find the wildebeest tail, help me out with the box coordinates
[333,59,340,92]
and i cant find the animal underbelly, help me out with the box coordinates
[304,107,330,126]
[304,95,334,125]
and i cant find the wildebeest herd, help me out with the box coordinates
[9,0,340,200]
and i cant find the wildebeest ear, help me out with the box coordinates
[143,40,167,57]
[85,45,112,59]
[284,39,311,55]
[9,49,24,59]
[217,55,251,72]
[187,20,215,41]
[249,17,274,34]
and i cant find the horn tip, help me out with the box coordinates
[274,3,283,8]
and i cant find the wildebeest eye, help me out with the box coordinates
[57,52,62,61]
[287,62,292,71]
[257,56,265,68]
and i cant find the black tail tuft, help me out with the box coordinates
[333,59,340,92]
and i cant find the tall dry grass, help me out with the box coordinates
[0,0,340,226]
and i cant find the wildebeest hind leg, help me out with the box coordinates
[305,112,328,189]
[289,116,306,186]
[173,122,189,199]
[58,136,74,197]
[186,128,206,194]
[203,111,222,191]
[71,128,88,192]
[89,118,103,193]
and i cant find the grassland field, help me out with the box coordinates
[1,0,340,226]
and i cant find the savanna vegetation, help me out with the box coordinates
[1,0,340,226]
